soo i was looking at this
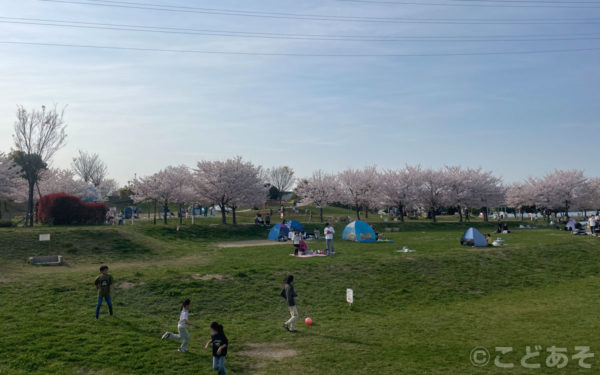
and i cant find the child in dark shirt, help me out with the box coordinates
[205,322,229,375]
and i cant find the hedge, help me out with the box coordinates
[0,219,13,227]
[37,193,108,225]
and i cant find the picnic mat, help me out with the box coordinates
[289,253,328,258]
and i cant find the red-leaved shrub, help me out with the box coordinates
[37,193,108,225]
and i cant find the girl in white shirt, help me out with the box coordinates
[162,299,199,352]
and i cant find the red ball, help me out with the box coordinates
[305,317,313,325]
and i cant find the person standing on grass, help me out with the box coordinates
[292,229,301,256]
[280,275,299,333]
[589,215,596,235]
[324,222,335,255]
[94,265,114,320]
[162,299,199,352]
[205,322,229,375]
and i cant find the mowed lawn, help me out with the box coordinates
[1,220,599,374]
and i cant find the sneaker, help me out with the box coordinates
[178,348,187,353]
[283,322,289,331]
[161,332,170,340]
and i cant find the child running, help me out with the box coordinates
[205,322,229,375]
[94,265,114,320]
[162,299,199,352]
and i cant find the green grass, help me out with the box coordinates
[1,219,599,374]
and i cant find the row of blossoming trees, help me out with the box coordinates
[128,156,600,225]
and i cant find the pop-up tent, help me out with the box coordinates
[268,223,290,241]
[460,227,487,247]
[342,220,377,243]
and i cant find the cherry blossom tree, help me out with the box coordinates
[505,182,531,220]
[544,169,587,217]
[133,173,160,224]
[226,161,267,224]
[380,166,422,222]
[194,157,266,224]
[96,178,119,201]
[443,166,472,222]
[295,170,338,223]
[133,165,193,224]
[0,152,22,218]
[464,168,505,222]
[586,177,600,214]
[37,168,89,198]
[523,169,587,219]
[337,166,379,220]
[417,168,449,223]
[525,176,553,219]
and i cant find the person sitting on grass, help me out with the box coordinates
[94,265,114,320]
[205,322,229,375]
[162,299,199,353]
[485,234,493,246]
[280,275,299,333]
[298,238,308,255]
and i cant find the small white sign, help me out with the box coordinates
[39,234,50,241]
[346,288,354,304]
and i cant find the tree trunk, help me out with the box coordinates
[565,201,569,219]
[232,206,237,224]
[458,206,463,223]
[179,203,183,225]
[221,200,227,224]
[431,209,437,223]
[153,199,157,225]
[319,207,324,223]
[398,204,404,223]
[483,208,489,222]
[364,206,369,219]
[27,180,35,227]
[163,201,168,224]
[356,206,361,220]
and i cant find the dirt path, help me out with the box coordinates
[215,240,287,248]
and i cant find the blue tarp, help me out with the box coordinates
[342,220,377,243]
[268,224,290,241]
[460,227,488,247]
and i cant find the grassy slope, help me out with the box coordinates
[1,220,599,374]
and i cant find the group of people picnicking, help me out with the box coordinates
[285,222,336,256]
[560,214,600,235]
[94,265,305,375]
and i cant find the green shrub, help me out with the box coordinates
[0,219,13,227]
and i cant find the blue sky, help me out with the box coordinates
[1,0,599,185]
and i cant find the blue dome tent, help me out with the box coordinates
[460,227,488,247]
[268,224,290,241]
[342,220,377,243]
[286,220,304,232]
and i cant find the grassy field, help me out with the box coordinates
[1,218,599,374]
